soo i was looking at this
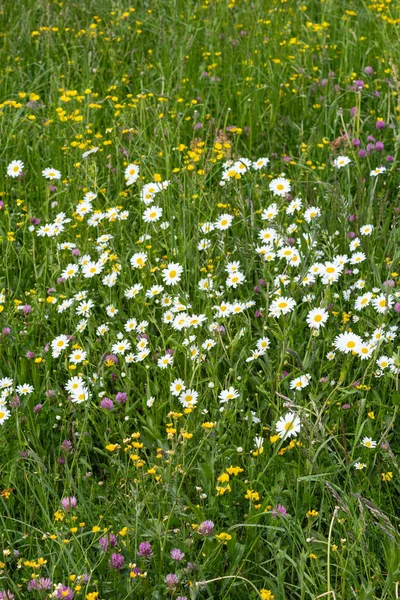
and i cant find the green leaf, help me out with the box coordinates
[391,391,400,406]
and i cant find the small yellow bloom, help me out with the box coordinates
[216,532,232,542]
[106,443,118,452]
[216,484,231,495]
[244,489,260,502]
[260,590,275,600]
[226,466,244,476]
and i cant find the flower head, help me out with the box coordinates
[137,541,153,557]
[61,496,77,511]
[199,520,214,536]
[170,548,185,561]
[7,160,24,178]
[276,412,301,439]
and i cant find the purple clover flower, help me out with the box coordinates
[99,533,117,551]
[170,548,185,561]
[100,397,114,410]
[111,553,124,569]
[199,520,214,536]
[165,573,179,589]
[137,541,153,557]
[271,504,287,517]
[115,392,127,404]
[105,354,118,365]
[10,395,20,408]
[61,496,77,511]
[352,79,364,91]
[61,440,72,453]
[55,587,73,600]
[28,578,52,591]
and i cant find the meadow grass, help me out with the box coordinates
[0,1,400,598]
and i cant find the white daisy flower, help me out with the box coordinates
[269,176,291,197]
[7,160,24,178]
[333,155,351,168]
[42,167,62,180]
[276,412,301,438]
